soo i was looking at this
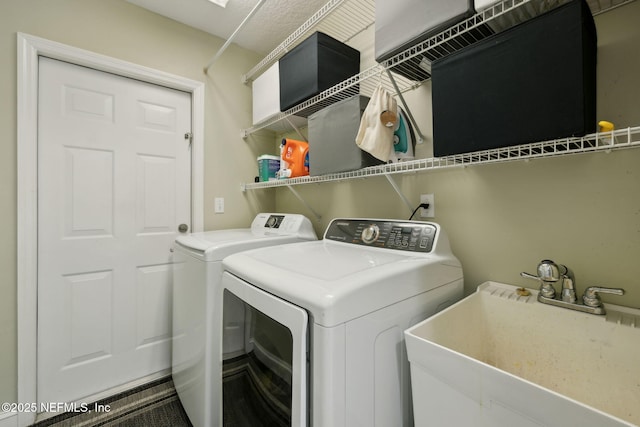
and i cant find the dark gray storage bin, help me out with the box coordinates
[432,0,597,157]
[308,95,383,176]
[279,32,360,116]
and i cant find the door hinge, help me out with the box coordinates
[184,132,193,147]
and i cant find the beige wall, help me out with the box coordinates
[1,0,275,406]
[276,2,640,307]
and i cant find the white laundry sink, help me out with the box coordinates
[405,281,640,427]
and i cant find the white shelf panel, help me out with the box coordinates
[241,126,640,191]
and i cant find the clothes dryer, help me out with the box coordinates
[219,218,463,427]
[171,213,317,427]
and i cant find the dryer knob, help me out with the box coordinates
[266,216,278,228]
[361,224,380,244]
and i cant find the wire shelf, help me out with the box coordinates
[241,0,634,137]
[242,0,375,83]
[241,126,640,190]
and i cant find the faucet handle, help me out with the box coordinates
[520,271,556,298]
[520,272,541,281]
[582,286,625,308]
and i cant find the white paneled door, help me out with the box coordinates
[37,57,192,404]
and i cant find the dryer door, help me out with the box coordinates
[221,272,308,427]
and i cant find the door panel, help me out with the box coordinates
[64,147,114,238]
[65,270,113,366]
[136,155,176,234]
[37,57,191,404]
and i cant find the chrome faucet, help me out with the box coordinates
[521,259,624,315]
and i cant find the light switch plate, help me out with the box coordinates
[214,197,224,214]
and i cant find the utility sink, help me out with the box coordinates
[405,281,640,427]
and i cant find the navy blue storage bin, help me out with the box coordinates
[432,0,597,157]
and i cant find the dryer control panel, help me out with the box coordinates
[324,219,437,253]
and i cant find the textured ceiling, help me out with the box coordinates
[127,0,636,60]
[127,0,329,55]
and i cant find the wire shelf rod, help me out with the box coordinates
[241,126,640,191]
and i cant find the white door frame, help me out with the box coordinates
[16,33,204,427]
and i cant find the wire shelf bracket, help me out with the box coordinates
[285,184,322,221]
[384,173,414,213]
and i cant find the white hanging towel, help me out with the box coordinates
[355,85,398,162]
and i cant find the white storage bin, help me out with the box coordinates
[252,62,281,125]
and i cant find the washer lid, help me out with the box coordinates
[175,230,314,261]
[174,213,317,261]
[222,239,462,327]
[176,228,254,250]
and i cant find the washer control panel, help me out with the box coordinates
[249,213,317,240]
[264,214,285,228]
[324,219,437,253]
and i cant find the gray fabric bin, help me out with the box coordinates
[308,95,383,176]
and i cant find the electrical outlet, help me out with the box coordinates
[420,194,435,218]
[214,197,224,214]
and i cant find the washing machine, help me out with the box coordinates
[219,218,464,427]
[171,213,317,427]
